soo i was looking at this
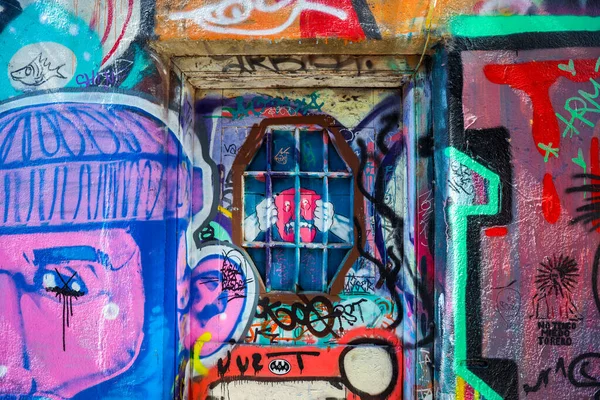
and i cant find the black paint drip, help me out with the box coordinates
[45,268,85,351]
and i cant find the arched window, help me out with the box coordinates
[232,116,364,294]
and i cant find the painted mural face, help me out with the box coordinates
[274,188,320,242]
[0,230,144,399]
[0,92,216,399]
[187,243,258,366]
[190,254,242,357]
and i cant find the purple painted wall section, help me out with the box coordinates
[438,30,600,399]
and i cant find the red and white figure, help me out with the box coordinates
[244,188,351,243]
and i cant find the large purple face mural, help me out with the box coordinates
[0,92,215,399]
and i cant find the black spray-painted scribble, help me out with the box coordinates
[354,110,435,346]
[567,173,600,232]
[343,274,376,294]
[255,295,367,338]
[448,159,474,196]
[221,249,252,302]
[45,269,85,351]
[523,353,600,398]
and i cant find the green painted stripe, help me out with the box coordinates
[445,147,502,400]
[450,16,600,37]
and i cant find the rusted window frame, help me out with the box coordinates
[232,115,365,295]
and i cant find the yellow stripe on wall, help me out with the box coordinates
[218,205,232,218]
[456,376,466,399]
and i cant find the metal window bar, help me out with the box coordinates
[294,127,301,291]
[265,127,273,290]
[349,142,354,248]
[244,171,352,178]
[243,241,353,249]
[243,125,354,293]
[321,129,329,292]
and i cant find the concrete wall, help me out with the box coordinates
[0,1,599,399]
[436,20,600,399]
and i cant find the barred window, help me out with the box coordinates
[232,117,363,293]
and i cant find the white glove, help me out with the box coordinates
[314,200,334,232]
[256,197,278,232]
[244,197,278,242]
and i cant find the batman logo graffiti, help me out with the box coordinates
[268,359,291,375]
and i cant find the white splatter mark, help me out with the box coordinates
[43,273,57,289]
[0,366,7,379]
[69,24,79,36]
[102,303,120,320]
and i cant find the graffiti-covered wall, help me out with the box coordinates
[188,87,424,399]
[436,17,600,400]
[0,1,216,398]
[2,0,600,399]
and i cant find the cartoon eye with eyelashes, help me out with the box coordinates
[41,268,88,293]
[192,269,221,292]
[34,264,101,303]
